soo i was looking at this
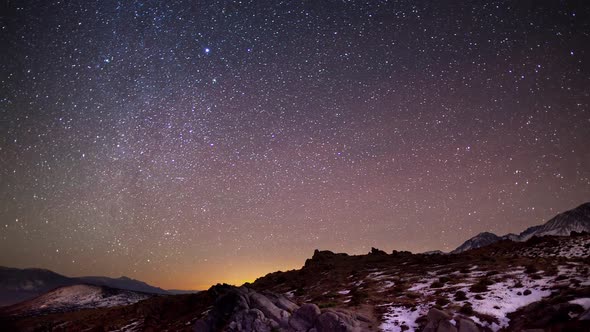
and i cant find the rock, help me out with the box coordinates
[437,320,458,332]
[193,285,364,332]
[275,296,299,313]
[289,303,321,331]
[457,318,480,332]
[249,292,289,325]
[316,312,346,332]
[427,308,451,322]
[296,303,321,321]
[315,311,361,332]
[193,320,210,332]
[370,247,387,255]
[355,313,371,323]
[423,308,454,332]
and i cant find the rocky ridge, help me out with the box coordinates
[193,284,371,332]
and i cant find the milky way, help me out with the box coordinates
[1,1,589,289]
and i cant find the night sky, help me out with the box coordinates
[1,1,589,290]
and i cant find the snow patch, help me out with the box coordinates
[380,304,428,332]
[570,298,590,310]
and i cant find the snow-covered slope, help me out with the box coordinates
[518,202,590,240]
[3,284,151,316]
[0,267,74,307]
[451,232,502,254]
[453,202,590,253]
[0,267,170,307]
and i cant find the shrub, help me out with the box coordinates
[454,290,468,301]
[430,281,444,289]
[438,276,450,284]
[435,297,450,307]
[459,303,474,315]
[525,265,538,274]
[319,302,338,308]
[523,289,531,296]
[470,277,493,293]
[393,284,407,293]
[350,289,369,306]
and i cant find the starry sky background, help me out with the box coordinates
[1,0,589,290]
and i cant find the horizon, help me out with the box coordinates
[1,1,589,291]
[4,199,588,290]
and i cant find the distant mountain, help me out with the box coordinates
[0,267,170,307]
[451,232,502,254]
[77,276,168,295]
[452,202,590,253]
[518,202,590,240]
[0,267,74,307]
[1,284,151,317]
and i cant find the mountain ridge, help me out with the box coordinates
[452,202,590,253]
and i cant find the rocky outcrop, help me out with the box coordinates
[422,308,481,332]
[369,247,387,255]
[303,250,350,269]
[193,285,366,332]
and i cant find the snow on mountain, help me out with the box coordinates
[2,284,152,316]
[0,267,170,307]
[452,202,590,253]
[0,267,74,307]
[518,202,590,241]
[451,232,502,254]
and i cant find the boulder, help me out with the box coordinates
[290,303,321,331]
[427,308,451,322]
[275,296,299,313]
[315,311,361,332]
[423,308,454,332]
[249,292,289,325]
[193,285,365,332]
[457,318,480,332]
[437,320,458,332]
